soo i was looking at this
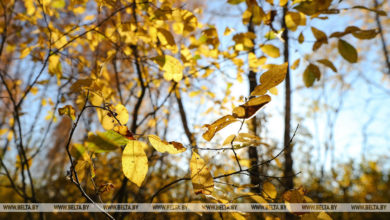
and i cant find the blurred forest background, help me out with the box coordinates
[0,0,390,219]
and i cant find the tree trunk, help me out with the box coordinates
[282,5,294,190]
[247,15,262,193]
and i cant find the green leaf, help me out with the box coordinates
[86,130,129,153]
[303,63,321,87]
[338,39,358,63]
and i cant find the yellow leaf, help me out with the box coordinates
[148,135,186,154]
[190,152,214,195]
[30,87,38,95]
[317,212,333,220]
[251,62,288,96]
[303,63,321,87]
[224,27,233,36]
[73,6,85,14]
[280,0,288,6]
[58,105,76,121]
[7,131,13,141]
[291,58,300,70]
[20,47,31,59]
[48,54,62,76]
[248,192,268,204]
[232,95,271,119]
[263,182,277,199]
[24,0,36,15]
[157,28,176,46]
[160,55,183,82]
[231,212,246,220]
[285,12,306,31]
[122,141,148,187]
[115,104,129,125]
[222,134,236,146]
[202,115,238,141]
[338,39,358,63]
[268,87,278,95]
[0,128,7,136]
[260,44,280,58]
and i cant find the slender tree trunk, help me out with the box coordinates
[247,15,261,193]
[374,0,390,75]
[282,5,294,190]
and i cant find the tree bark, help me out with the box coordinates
[282,5,294,190]
[247,15,261,193]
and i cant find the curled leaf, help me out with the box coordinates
[148,135,186,154]
[232,95,271,119]
[251,63,288,96]
[202,115,238,141]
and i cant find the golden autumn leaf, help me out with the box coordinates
[58,105,76,121]
[338,39,358,63]
[231,212,246,220]
[97,104,129,130]
[291,58,300,70]
[263,182,277,199]
[285,11,306,31]
[251,62,288,96]
[190,152,214,195]
[161,55,183,82]
[122,141,148,187]
[115,104,129,125]
[157,28,176,46]
[48,54,62,76]
[148,135,186,154]
[202,115,238,141]
[260,44,280,58]
[232,95,271,119]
